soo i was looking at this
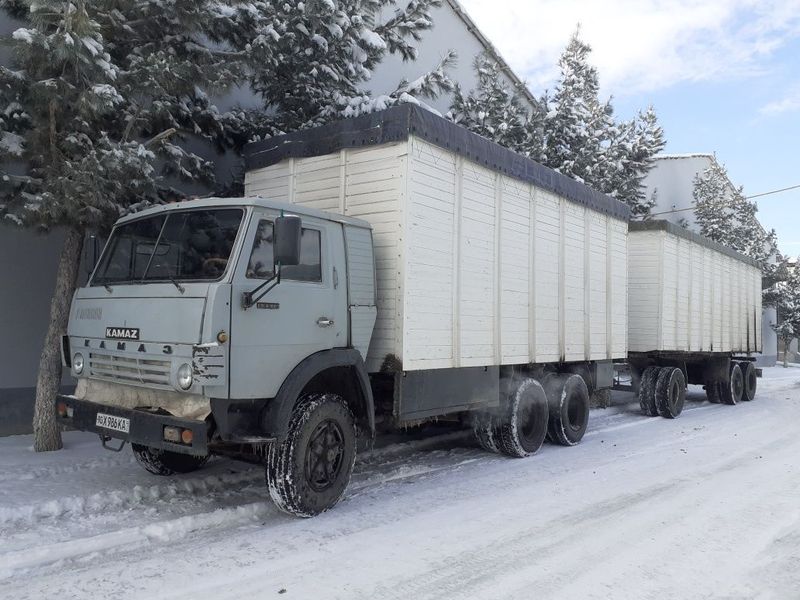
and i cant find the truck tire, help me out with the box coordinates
[496,378,549,458]
[266,393,356,518]
[706,381,721,404]
[544,373,590,446]
[131,444,209,476]
[741,361,757,401]
[472,412,500,453]
[655,367,686,419]
[720,363,744,405]
[638,366,659,416]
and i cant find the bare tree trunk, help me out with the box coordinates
[33,226,84,452]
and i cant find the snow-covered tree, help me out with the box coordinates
[693,159,779,276]
[2,0,453,451]
[240,0,456,137]
[768,262,800,367]
[602,105,665,217]
[448,31,664,217]
[0,0,256,451]
[448,53,541,157]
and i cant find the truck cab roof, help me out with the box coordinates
[115,196,373,230]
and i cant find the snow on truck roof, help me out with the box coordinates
[242,104,631,221]
[630,220,760,268]
[115,196,373,229]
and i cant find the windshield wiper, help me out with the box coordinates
[168,277,185,294]
[102,283,113,293]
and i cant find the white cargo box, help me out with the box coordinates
[244,106,629,373]
[628,221,762,354]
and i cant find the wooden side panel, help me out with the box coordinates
[661,234,679,351]
[534,190,562,362]
[610,219,629,356]
[563,202,586,361]
[702,246,713,351]
[293,154,342,211]
[588,212,609,359]
[403,140,457,370]
[689,242,704,351]
[627,231,662,353]
[499,176,531,364]
[244,162,291,202]
[456,161,496,367]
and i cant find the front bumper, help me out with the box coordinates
[57,395,209,456]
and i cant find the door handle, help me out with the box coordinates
[317,317,334,328]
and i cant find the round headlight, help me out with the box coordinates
[177,363,193,390]
[73,352,84,375]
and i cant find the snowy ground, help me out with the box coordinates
[2,367,800,600]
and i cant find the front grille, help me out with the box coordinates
[88,352,172,388]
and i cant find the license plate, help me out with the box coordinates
[95,412,130,434]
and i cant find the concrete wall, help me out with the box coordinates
[0,226,84,435]
[643,155,778,366]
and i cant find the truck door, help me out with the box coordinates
[229,209,348,399]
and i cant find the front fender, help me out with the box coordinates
[262,348,375,441]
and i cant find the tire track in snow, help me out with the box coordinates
[357,431,799,600]
[0,398,772,582]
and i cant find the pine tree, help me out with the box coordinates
[603,106,665,216]
[693,159,779,275]
[448,53,539,156]
[768,260,800,367]
[692,160,734,246]
[240,0,455,136]
[0,0,252,450]
[448,31,664,217]
[2,0,453,450]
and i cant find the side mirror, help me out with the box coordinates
[274,215,301,266]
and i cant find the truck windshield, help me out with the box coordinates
[92,208,244,285]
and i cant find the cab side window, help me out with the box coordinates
[246,219,322,283]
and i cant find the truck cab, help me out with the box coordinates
[58,197,377,516]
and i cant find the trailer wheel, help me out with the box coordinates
[472,412,500,453]
[720,363,744,405]
[741,361,757,401]
[131,444,209,476]
[706,381,722,404]
[638,366,660,416]
[496,379,549,458]
[266,393,356,518]
[544,374,590,446]
[654,367,686,419]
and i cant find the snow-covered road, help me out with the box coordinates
[2,367,800,599]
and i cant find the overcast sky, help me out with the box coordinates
[460,0,800,255]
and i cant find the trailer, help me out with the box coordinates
[624,220,762,417]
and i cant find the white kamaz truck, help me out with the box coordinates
[57,106,760,517]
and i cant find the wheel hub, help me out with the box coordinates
[305,419,345,492]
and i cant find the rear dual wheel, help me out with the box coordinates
[472,378,551,457]
[640,366,686,418]
[543,373,590,446]
[740,361,757,401]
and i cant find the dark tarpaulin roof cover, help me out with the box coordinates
[243,104,631,221]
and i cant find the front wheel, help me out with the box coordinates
[132,444,209,476]
[266,393,356,518]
